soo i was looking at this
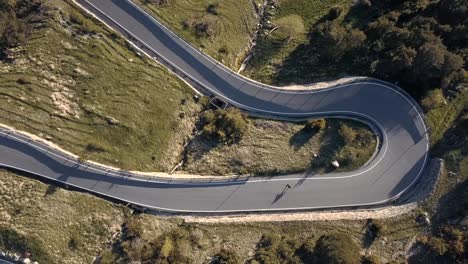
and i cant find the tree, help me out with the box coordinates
[438,0,468,25]
[310,21,366,63]
[275,15,305,41]
[412,42,446,85]
[313,233,361,264]
[376,45,416,79]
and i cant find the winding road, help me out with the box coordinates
[0,0,430,214]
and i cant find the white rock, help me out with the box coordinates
[332,160,340,168]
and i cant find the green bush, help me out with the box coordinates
[362,254,382,264]
[252,234,302,264]
[124,218,143,240]
[421,88,445,110]
[207,2,220,15]
[305,118,326,132]
[212,248,241,264]
[313,233,361,264]
[339,124,357,145]
[68,235,83,251]
[85,143,107,153]
[202,108,248,143]
[428,237,449,256]
[274,14,305,41]
[0,11,28,48]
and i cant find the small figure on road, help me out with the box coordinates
[286,184,291,189]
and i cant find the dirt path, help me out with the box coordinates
[182,203,418,223]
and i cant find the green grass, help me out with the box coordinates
[243,0,354,84]
[426,91,468,146]
[0,0,199,172]
[277,0,351,24]
[184,118,376,176]
[135,0,259,69]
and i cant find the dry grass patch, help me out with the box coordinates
[0,169,126,264]
[183,118,376,176]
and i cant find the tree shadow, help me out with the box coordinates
[184,133,219,162]
[362,219,377,248]
[289,126,318,150]
[247,36,287,72]
[44,184,59,197]
[342,2,380,28]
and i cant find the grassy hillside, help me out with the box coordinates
[0,169,127,263]
[0,0,199,172]
[0,169,426,264]
[135,0,261,69]
[244,0,354,83]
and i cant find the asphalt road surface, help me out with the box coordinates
[0,0,430,214]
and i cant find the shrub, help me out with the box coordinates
[362,255,383,264]
[124,218,143,240]
[252,234,301,264]
[207,3,220,15]
[202,108,247,143]
[68,235,83,250]
[212,248,241,264]
[421,88,445,110]
[313,233,361,264]
[339,124,357,144]
[99,248,119,264]
[85,143,106,153]
[428,237,448,256]
[305,118,326,132]
[275,14,305,41]
[0,11,29,48]
[16,77,30,84]
[218,44,229,55]
[186,16,219,39]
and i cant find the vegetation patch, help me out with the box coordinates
[245,0,467,102]
[0,0,199,172]
[135,0,261,69]
[0,169,126,263]
[184,117,376,176]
